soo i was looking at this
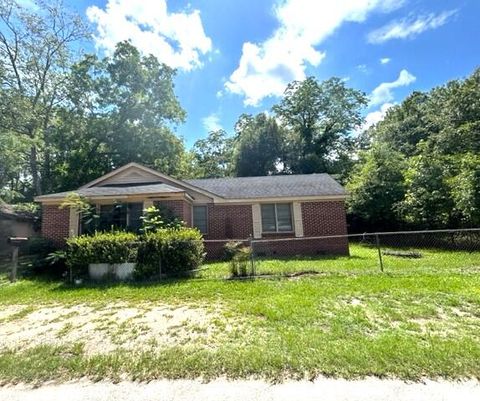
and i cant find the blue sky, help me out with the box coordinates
[68,0,479,147]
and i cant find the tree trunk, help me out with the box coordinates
[30,145,42,196]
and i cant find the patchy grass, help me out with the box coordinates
[0,244,480,384]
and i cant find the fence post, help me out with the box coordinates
[375,233,384,272]
[249,235,255,277]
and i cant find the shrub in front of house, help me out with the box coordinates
[135,228,205,279]
[224,241,253,277]
[66,231,138,277]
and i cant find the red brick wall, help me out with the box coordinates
[302,201,348,236]
[40,198,348,258]
[183,202,192,227]
[203,204,253,240]
[154,200,192,225]
[41,205,70,247]
[203,200,348,259]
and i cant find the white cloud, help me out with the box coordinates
[363,102,395,130]
[226,0,405,106]
[370,69,416,106]
[368,10,457,44]
[202,113,222,132]
[380,57,391,64]
[86,0,212,71]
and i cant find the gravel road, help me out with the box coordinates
[1,378,479,401]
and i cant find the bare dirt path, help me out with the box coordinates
[1,378,479,401]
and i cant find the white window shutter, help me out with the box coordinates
[252,204,262,239]
[293,202,304,237]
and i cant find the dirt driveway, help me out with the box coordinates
[1,378,479,401]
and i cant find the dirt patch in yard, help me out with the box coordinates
[0,303,229,354]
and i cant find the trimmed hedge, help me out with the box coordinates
[136,228,205,279]
[66,228,205,279]
[67,231,138,276]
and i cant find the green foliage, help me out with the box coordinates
[66,231,138,275]
[233,113,284,176]
[273,76,368,176]
[59,192,98,233]
[22,236,56,256]
[12,203,39,216]
[0,0,89,197]
[20,236,64,277]
[399,153,454,228]
[136,228,205,279]
[192,129,234,178]
[352,68,480,230]
[448,153,480,226]
[140,205,185,233]
[223,241,253,277]
[347,143,406,230]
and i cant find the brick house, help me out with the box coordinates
[35,163,349,258]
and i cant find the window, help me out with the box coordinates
[97,202,143,232]
[193,205,208,233]
[261,203,292,232]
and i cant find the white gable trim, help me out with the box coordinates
[80,162,219,200]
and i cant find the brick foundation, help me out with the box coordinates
[41,205,70,247]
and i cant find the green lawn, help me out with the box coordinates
[0,244,480,384]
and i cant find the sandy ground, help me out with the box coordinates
[1,378,479,401]
[0,303,225,354]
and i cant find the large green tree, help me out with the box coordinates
[233,113,284,177]
[347,143,406,230]
[273,76,368,176]
[192,129,233,178]
[50,41,187,190]
[351,68,480,230]
[0,0,88,196]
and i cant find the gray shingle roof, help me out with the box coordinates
[35,183,184,200]
[185,174,346,199]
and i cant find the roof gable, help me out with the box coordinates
[90,166,163,187]
[80,162,218,200]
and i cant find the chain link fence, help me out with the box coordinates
[2,228,479,282]
[242,228,480,278]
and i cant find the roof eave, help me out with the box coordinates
[35,190,191,204]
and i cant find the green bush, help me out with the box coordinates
[67,231,138,276]
[18,236,68,278]
[224,241,253,277]
[136,228,205,279]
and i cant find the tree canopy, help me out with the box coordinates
[1,0,479,232]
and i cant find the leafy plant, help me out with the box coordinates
[60,192,99,233]
[224,241,253,277]
[140,205,185,233]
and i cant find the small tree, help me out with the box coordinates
[140,205,184,233]
[59,192,98,233]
